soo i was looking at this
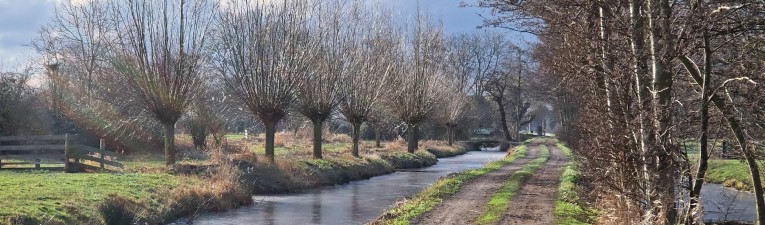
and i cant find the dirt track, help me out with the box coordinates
[499,144,567,225]
[411,145,542,225]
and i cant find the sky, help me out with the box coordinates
[0,0,533,68]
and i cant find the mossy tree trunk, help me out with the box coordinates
[407,124,419,153]
[312,119,324,159]
[264,121,277,163]
[351,122,361,157]
[162,122,176,166]
[375,127,382,148]
[446,124,456,146]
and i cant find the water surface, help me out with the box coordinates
[702,183,756,223]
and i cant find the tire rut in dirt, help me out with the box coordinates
[412,145,542,225]
[499,145,568,225]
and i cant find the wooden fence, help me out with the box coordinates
[0,134,122,172]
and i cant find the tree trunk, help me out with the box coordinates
[375,127,382,148]
[351,122,361,157]
[407,124,418,153]
[264,121,276,163]
[495,98,512,141]
[688,32,712,225]
[447,125,454,146]
[312,119,323,159]
[162,122,176,166]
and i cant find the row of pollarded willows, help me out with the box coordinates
[13,0,544,168]
[1,1,534,221]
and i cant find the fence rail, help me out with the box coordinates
[0,134,122,171]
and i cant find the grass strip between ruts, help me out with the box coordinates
[475,144,550,225]
[371,144,530,225]
[553,142,599,225]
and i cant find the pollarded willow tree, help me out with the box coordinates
[437,82,468,146]
[294,0,352,159]
[110,0,215,166]
[215,0,313,163]
[389,14,447,153]
[338,4,397,157]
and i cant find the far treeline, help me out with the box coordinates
[474,0,765,225]
[0,0,548,166]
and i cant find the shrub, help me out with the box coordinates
[98,195,142,225]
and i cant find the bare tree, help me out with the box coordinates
[338,4,396,157]
[484,46,533,141]
[389,14,446,153]
[215,0,313,163]
[109,0,215,166]
[35,0,165,155]
[437,84,468,146]
[294,0,352,159]
[0,66,33,135]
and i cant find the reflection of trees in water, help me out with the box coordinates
[352,184,361,221]
[313,193,322,224]
[263,199,275,225]
[706,188,742,223]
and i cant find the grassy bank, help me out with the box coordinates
[379,151,438,169]
[0,171,191,224]
[553,143,598,225]
[704,159,764,192]
[475,145,550,225]
[1,136,454,224]
[371,144,529,225]
[423,141,469,158]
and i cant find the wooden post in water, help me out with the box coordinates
[64,133,70,172]
[99,139,105,169]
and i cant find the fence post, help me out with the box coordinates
[99,139,105,169]
[64,133,70,172]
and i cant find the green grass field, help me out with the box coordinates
[0,170,192,224]
[704,159,765,192]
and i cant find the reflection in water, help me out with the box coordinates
[263,201,274,225]
[351,184,360,221]
[701,183,756,223]
[180,151,505,225]
[312,192,321,224]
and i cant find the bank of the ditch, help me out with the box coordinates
[2,146,465,225]
[370,143,531,225]
[702,159,765,193]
